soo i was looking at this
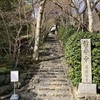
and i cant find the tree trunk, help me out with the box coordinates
[33,0,46,61]
[86,0,93,32]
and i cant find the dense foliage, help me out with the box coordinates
[58,27,100,87]
[57,26,76,46]
[0,1,33,71]
[0,0,17,11]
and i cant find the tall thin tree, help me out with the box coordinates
[86,0,93,32]
[33,0,46,61]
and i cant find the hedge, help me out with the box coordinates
[58,28,100,87]
[65,32,100,87]
[57,26,76,46]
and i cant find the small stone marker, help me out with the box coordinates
[78,39,96,95]
[10,71,19,100]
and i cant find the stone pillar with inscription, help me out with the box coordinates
[78,39,96,94]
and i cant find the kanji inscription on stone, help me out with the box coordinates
[81,39,92,84]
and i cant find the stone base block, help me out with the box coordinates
[78,83,97,94]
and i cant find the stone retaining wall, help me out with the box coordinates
[0,71,33,96]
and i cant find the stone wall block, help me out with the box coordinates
[0,75,5,86]
[20,73,27,80]
[4,74,10,85]
[0,85,9,95]
[7,83,13,92]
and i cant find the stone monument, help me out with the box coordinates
[78,39,96,94]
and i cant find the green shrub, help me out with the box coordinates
[57,26,76,46]
[57,26,66,40]
[65,31,100,87]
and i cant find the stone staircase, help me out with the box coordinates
[20,34,74,100]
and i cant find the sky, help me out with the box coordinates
[73,0,100,14]
[31,0,100,18]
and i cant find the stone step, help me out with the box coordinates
[38,75,67,79]
[32,71,65,75]
[38,80,67,84]
[32,87,70,94]
[30,77,67,84]
[36,85,69,90]
[40,64,64,67]
[37,88,69,91]
[38,69,65,72]
[39,78,68,82]
[37,92,70,97]
[35,96,71,100]
[38,84,68,88]
[38,81,68,85]
[35,91,71,98]
[39,67,65,70]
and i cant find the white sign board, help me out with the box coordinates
[11,71,19,82]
